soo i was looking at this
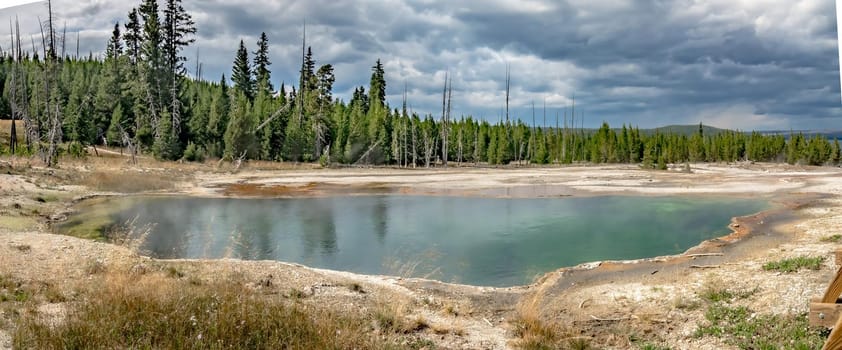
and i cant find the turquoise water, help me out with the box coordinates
[63,195,768,287]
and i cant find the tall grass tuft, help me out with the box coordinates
[513,296,591,350]
[13,271,397,349]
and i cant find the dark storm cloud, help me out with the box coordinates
[0,0,839,129]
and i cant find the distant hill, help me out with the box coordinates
[554,124,732,136]
[633,125,841,140]
[756,130,842,140]
[645,124,730,136]
[542,124,734,136]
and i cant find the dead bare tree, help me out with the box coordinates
[440,71,448,167]
[422,125,436,168]
[9,113,16,154]
[313,114,328,158]
[400,80,409,168]
[555,109,560,163]
[528,101,535,163]
[579,111,585,161]
[41,0,62,166]
[46,0,56,60]
[570,94,575,162]
[505,64,510,124]
[8,19,17,154]
[11,18,36,151]
[194,47,200,80]
[297,20,306,126]
[543,98,547,162]
[473,126,479,165]
[255,103,291,132]
[457,118,463,164]
[60,21,66,59]
[446,77,452,165]
[171,88,182,137]
[44,103,62,166]
[234,150,247,170]
[119,125,137,165]
[563,110,567,162]
[354,140,381,166]
[410,108,417,168]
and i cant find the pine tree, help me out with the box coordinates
[152,108,181,160]
[786,133,804,165]
[804,135,831,166]
[312,64,334,158]
[106,23,123,60]
[301,47,316,94]
[495,124,511,165]
[63,69,93,145]
[316,64,335,110]
[642,137,658,168]
[138,0,165,140]
[231,40,254,100]
[94,53,125,141]
[106,104,125,146]
[253,85,273,160]
[123,8,141,63]
[161,0,194,145]
[186,81,211,147]
[162,0,195,76]
[486,126,498,164]
[253,32,272,94]
[369,59,386,108]
[531,128,548,164]
[206,75,230,157]
[139,0,163,77]
[223,91,254,159]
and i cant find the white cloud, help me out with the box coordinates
[0,0,838,129]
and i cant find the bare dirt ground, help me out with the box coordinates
[1,157,841,349]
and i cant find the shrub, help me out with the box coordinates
[183,142,205,162]
[762,256,824,273]
[67,142,87,158]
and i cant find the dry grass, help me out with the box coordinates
[432,322,465,336]
[0,120,25,146]
[373,301,430,335]
[512,297,591,350]
[0,216,38,231]
[0,274,65,305]
[12,270,407,349]
[77,170,176,193]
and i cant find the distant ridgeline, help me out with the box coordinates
[0,1,839,167]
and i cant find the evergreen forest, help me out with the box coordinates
[1,0,840,168]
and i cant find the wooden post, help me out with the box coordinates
[811,249,842,336]
[823,266,842,304]
[811,297,842,328]
[824,313,842,350]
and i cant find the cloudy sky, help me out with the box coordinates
[1,0,840,130]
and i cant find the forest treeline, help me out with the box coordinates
[1,0,840,167]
